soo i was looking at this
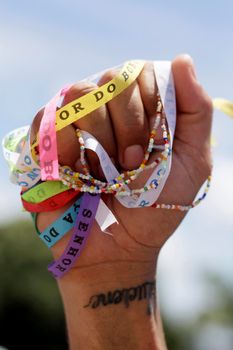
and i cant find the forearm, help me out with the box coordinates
[57,261,167,350]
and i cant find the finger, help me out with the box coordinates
[62,82,116,178]
[137,61,164,143]
[98,69,149,170]
[172,55,213,149]
[137,62,158,120]
[31,107,80,168]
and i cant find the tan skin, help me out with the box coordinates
[31,55,213,350]
[33,55,212,267]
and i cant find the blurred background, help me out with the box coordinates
[0,0,233,349]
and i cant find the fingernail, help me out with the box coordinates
[123,145,144,170]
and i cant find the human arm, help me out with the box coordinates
[33,55,213,350]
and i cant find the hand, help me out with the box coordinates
[32,55,213,280]
[30,55,213,350]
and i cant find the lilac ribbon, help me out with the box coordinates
[48,193,100,278]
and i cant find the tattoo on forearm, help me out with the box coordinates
[84,281,155,309]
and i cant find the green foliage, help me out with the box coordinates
[163,320,194,350]
[162,272,233,350]
[0,219,67,350]
[198,273,233,326]
[0,219,232,350]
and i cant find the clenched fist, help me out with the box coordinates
[31,55,212,280]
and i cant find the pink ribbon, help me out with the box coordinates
[39,85,72,181]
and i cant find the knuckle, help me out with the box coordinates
[98,68,119,85]
[63,81,97,105]
[140,61,155,78]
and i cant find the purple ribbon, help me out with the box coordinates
[48,193,100,278]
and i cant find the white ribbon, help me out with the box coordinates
[2,60,176,230]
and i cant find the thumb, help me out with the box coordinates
[172,54,212,114]
[172,54,213,148]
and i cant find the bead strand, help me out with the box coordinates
[57,91,212,211]
[59,107,171,196]
[59,94,168,192]
[76,129,90,175]
[152,176,212,211]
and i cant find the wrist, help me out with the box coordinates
[58,260,157,319]
[57,260,167,350]
[59,257,157,283]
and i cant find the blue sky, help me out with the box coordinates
[0,0,233,323]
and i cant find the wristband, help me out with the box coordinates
[21,180,70,203]
[21,188,79,212]
[39,85,72,181]
[33,197,82,248]
[48,192,100,278]
[31,61,145,152]
[3,58,232,280]
[59,61,176,209]
[2,125,41,189]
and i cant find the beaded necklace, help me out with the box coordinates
[59,93,211,211]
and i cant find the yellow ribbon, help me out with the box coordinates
[31,60,145,153]
[213,98,233,118]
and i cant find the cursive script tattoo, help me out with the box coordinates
[84,281,155,309]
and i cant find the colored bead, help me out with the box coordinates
[57,92,211,212]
